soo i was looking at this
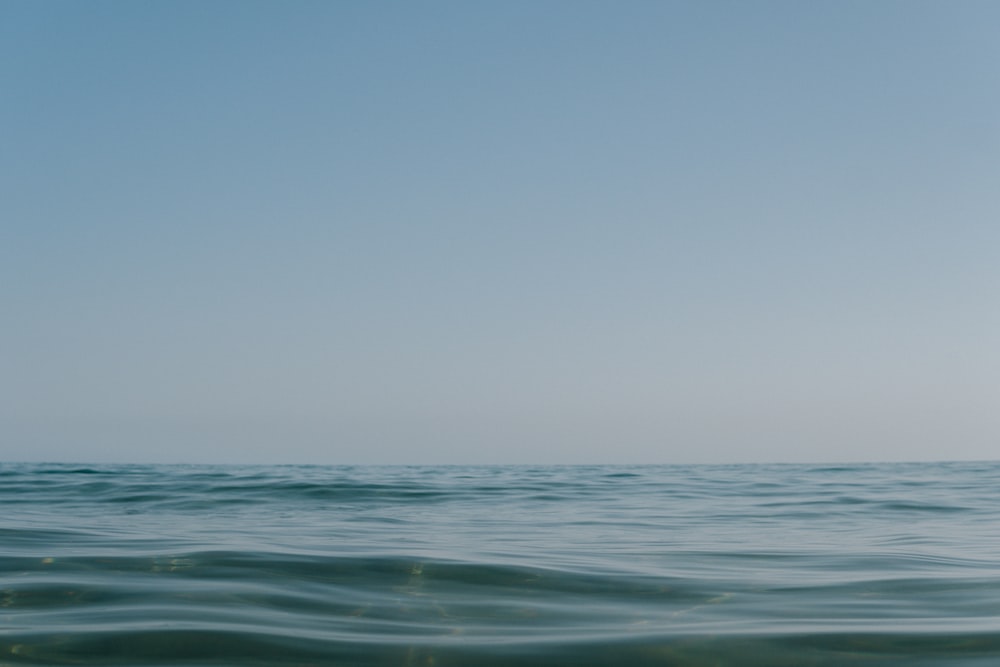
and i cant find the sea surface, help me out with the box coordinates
[3,461,1000,666]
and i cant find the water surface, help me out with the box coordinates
[3,461,1000,665]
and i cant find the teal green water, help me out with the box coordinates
[3,462,1000,665]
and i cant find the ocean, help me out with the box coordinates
[3,461,1000,666]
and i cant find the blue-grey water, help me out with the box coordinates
[4,461,1000,666]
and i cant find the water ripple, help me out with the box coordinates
[4,462,1000,665]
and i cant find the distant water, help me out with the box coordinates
[4,462,1000,666]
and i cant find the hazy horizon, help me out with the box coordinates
[4,1,998,465]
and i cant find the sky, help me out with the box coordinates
[2,0,998,465]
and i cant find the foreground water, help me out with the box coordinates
[3,462,1000,665]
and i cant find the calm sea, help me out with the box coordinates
[3,462,1000,666]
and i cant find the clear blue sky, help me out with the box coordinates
[2,0,997,464]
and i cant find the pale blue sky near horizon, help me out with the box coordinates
[2,0,998,465]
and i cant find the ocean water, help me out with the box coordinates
[3,462,1000,666]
